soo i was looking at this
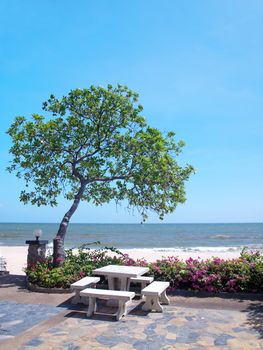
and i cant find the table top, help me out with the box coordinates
[92,265,149,278]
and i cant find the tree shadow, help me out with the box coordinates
[170,290,263,338]
[0,274,27,289]
[170,289,263,302]
[243,302,263,339]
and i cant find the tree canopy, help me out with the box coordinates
[7,84,194,264]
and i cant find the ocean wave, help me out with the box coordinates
[43,242,263,254]
[212,234,232,239]
[122,245,263,253]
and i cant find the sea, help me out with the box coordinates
[0,223,262,253]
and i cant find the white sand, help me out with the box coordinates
[0,246,29,275]
[114,249,241,262]
[0,246,242,275]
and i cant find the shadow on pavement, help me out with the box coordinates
[170,289,263,338]
[170,289,263,302]
[0,274,27,289]
[243,302,263,339]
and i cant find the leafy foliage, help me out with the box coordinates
[25,246,126,289]
[7,84,194,222]
[147,249,263,293]
[26,248,263,293]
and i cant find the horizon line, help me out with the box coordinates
[0,222,262,225]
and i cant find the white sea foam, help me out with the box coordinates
[121,245,263,253]
[32,241,263,255]
[213,234,232,239]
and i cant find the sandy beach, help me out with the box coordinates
[0,246,242,275]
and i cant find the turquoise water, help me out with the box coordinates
[0,223,262,252]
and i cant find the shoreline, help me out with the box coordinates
[0,245,243,275]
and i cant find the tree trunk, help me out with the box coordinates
[53,182,86,267]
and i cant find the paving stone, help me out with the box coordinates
[96,335,121,347]
[111,343,135,350]
[0,300,64,337]
[0,334,14,340]
[65,342,81,350]
[1,319,23,328]
[195,336,216,347]
[174,331,200,344]
[185,316,194,321]
[144,322,157,336]
[214,333,235,346]
[1,299,263,349]
[48,327,63,334]
[166,324,179,333]
[233,326,251,333]
[24,337,43,346]
[166,332,177,340]
[133,340,149,350]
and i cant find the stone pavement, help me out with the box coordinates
[0,300,63,340]
[0,274,262,349]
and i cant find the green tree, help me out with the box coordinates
[7,84,194,266]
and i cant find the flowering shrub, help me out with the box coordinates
[25,246,127,289]
[25,247,263,293]
[147,250,263,293]
[26,259,76,288]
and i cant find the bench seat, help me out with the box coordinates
[71,276,100,304]
[128,276,154,289]
[142,281,170,312]
[80,288,135,320]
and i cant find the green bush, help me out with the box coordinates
[25,246,126,289]
[25,247,263,293]
[146,250,263,293]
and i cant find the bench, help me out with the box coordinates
[80,288,135,321]
[71,276,100,304]
[127,276,154,292]
[141,281,170,312]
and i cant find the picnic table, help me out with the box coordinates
[74,265,169,320]
[92,264,149,291]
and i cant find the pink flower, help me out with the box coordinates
[192,283,201,290]
[213,257,224,265]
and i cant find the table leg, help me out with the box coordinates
[152,296,163,312]
[72,290,81,304]
[120,277,129,291]
[160,290,170,305]
[87,297,96,317]
[108,276,129,291]
[108,276,116,290]
[116,299,129,321]
[107,277,129,307]
[142,296,163,312]
[107,277,118,306]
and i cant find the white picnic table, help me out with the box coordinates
[92,264,149,291]
[77,265,169,319]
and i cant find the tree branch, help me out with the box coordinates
[75,148,100,164]
[92,175,128,182]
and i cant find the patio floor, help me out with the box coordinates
[0,274,262,350]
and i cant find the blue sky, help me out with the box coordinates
[0,0,262,223]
